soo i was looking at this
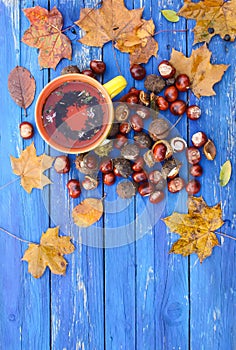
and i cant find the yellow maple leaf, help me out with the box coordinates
[10,142,54,194]
[169,44,229,98]
[22,6,72,69]
[178,0,236,44]
[163,196,224,263]
[22,227,75,278]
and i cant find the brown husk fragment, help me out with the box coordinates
[203,139,216,160]
[144,74,166,94]
[116,180,136,199]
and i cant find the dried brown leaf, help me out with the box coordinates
[22,227,75,278]
[169,44,229,98]
[10,142,54,193]
[8,66,36,113]
[178,0,236,44]
[72,198,103,227]
[75,0,143,47]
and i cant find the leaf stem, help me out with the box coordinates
[0,227,33,244]
[215,231,236,241]
[62,24,77,33]
[0,177,20,191]
[112,42,122,75]
[153,28,189,36]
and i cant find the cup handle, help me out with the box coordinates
[103,76,127,99]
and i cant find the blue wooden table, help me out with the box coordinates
[0,0,236,349]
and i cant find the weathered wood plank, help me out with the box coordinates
[187,20,236,350]
[134,1,189,349]
[0,0,50,349]
[103,0,136,347]
[48,1,105,349]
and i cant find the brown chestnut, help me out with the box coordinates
[149,190,165,204]
[185,179,201,195]
[186,105,201,120]
[19,121,34,139]
[90,60,106,74]
[54,155,70,174]
[164,85,178,102]
[191,131,207,148]
[152,140,172,162]
[126,94,139,104]
[186,147,201,165]
[132,170,148,183]
[103,172,116,186]
[175,74,190,92]
[119,122,131,134]
[169,100,186,116]
[81,69,96,78]
[67,179,81,198]
[138,182,154,196]
[152,142,167,162]
[156,96,169,111]
[100,158,113,173]
[136,107,150,119]
[158,60,176,79]
[132,157,144,172]
[114,134,128,149]
[190,164,203,177]
[130,64,146,80]
[130,114,143,132]
[168,177,185,193]
[128,87,140,95]
[85,154,98,170]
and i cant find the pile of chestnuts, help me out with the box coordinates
[54,94,216,203]
[20,59,216,205]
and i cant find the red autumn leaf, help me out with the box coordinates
[22,6,72,69]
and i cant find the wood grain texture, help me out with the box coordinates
[48,1,105,349]
[0,0,50,349]
[187,18,236,350]
[0,0,236,349]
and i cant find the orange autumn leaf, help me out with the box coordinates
[169,44,229,98]
[22,6,72,69]
[116,19,158,65]
[72,198,103,227]
[75,0,157,64]
[22,227,75,278]
[178,0,236,44]
[10,142,54,194]
[163,196,224,263]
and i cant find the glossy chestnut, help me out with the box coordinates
[138,182,154,196]
[169,100,186,116]
[67,179,81,198]
[185,179,201,195]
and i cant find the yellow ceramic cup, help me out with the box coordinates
[35,74,127,154]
